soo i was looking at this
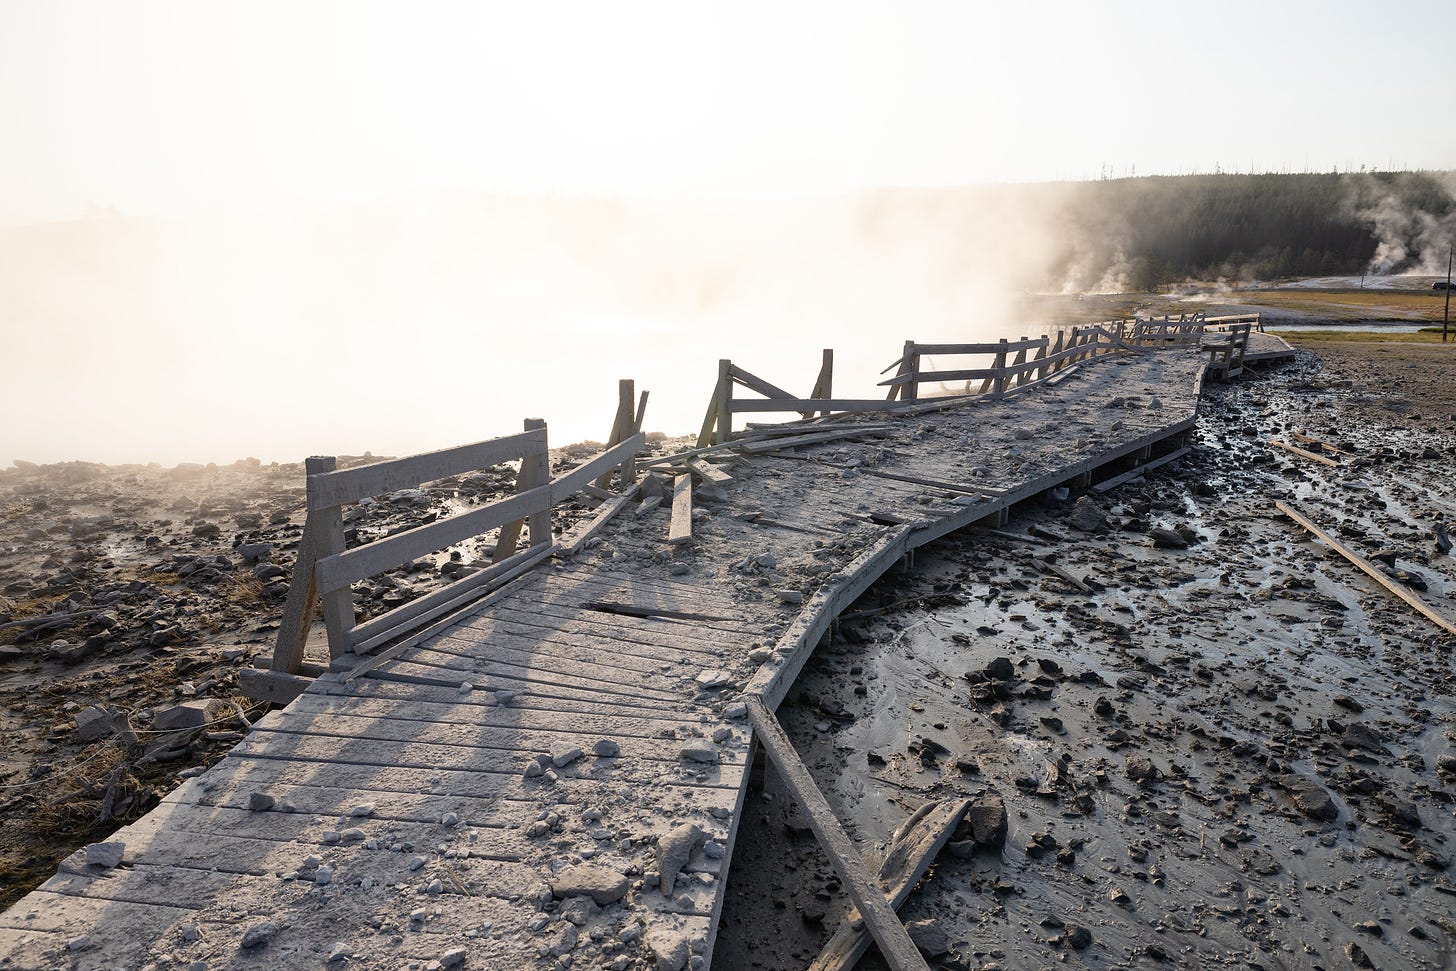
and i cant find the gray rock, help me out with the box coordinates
[1125,755,1161,786]
[656,824,705,896]
[247,792,275,812]
[240,922,279,949]
[550,863,630,905]
[680,743,718,764]
[439,947,467,969]
[85,841,124,869]
[644,928,691,971]
[552,747,584,768]
[695,669,730,689]
[592,738,620,757]
[153,700,212,731]
[74,705,113,742]
[724,701,748,719]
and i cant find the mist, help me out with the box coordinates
[0,188,1073,466]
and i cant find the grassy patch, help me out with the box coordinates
[1281,329,1454,344]
[1235,289,1454,321]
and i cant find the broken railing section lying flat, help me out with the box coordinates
[248,401,647,703]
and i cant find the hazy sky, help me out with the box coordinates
[3,1,1455,465]
[3,0,1454,223]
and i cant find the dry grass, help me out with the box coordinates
[1234,288,1454,321]
[1281,329,1455,344]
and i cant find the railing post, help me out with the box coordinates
[270,455,334,674]
[713,359,733,444]
[310,455,355,661]
[992,338,1009,396]
[493,418,550,562]
[597,380,634,489]
[1010,336,1028,388]
[812,348,834,416]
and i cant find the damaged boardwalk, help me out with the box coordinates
[1,328,1293,970]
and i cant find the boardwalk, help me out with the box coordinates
[0,334,1293,970]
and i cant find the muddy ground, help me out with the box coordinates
[0,442,635,910]
[717,339,1456,970]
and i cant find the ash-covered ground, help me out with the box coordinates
[0,442,631,909]
[718,340,1456,971]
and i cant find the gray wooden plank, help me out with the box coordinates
[226,734,746,790]
[309,677,713,723]
[252,707,749,766]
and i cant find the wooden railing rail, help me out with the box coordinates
[268,408,646,684]
[697,351,840,446]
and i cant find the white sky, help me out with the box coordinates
[3,0,1454,223]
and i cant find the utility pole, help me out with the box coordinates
[1444,244,1452,343]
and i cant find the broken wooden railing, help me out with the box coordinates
[1128,312,1206,347]
[1204,312,1263,333]
[698,351,907,446]
[881,327,1120,402]
[246,418,645,703]
[1201,321,1253,379]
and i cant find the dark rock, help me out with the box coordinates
[968,791,1008,848]
[985,657,1015,681]
[905,919,949,957]
[1281,774,1338,821]
[1148,527,1188,549]
[1125,755,1161,786]
[1068,497,1107,533]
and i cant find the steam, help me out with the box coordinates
[1346,172,1456,276]
[0,188,1073,466]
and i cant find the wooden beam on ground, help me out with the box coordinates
[746,698,931,971]
[557,484,641,556]
[1090,446,1192,494]
[808,798,972,971]
[1269,439,1340,468]
[668,474,693,545]
[688,458,733,485]
[1289,430,1352,457]
[239,668,314,705]
[1275,499,1456,636]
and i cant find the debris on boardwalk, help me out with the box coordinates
[33,324,1447,971]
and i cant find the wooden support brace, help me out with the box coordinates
[747,698,931,971]
[1276,500,1456,636]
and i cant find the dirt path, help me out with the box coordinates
[717,343,1456,970]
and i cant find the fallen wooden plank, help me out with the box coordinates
[1275,500,1456,636]
[747,698,931,971]
[557,483,641,555]
[1090,445,1192,494]
[1269,439,1340,468]
[688,458,734,485]
[668,474,693,545]
[736,427,893,454]
[1289,429,1352,456]
[808,798,971,971]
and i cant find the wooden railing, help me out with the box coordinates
[881,326,1125,402]
[697,350,905,446]
[1202,322,1253,378]
[262,410,645,690]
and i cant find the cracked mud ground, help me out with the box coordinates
[719,339,1456,971]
